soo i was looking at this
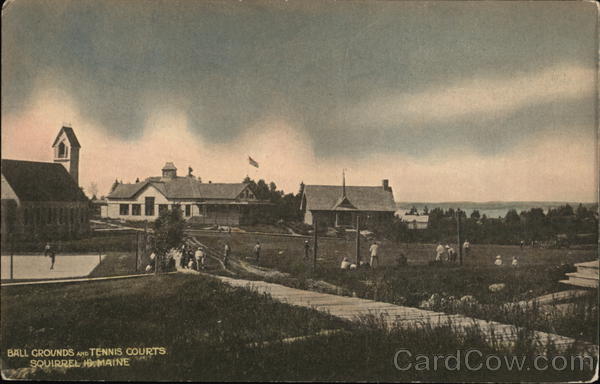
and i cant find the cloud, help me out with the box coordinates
[346,64,595,127]
[2,86,596,203]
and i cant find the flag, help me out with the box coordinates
[248,156,259,168]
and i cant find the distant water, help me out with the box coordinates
[395,202,596,219]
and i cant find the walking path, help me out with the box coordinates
[208,274,598,357]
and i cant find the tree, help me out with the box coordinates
[505,209,520,224]
[408,206,418,215]
[470,209,481,220]
[89,182,99,198]
[422,206,429,215]
[153,208,185,256]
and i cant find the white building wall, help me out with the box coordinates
[105,184,204,221]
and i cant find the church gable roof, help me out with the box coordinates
[52,126,81,148]
[303,185,396,212]
[1,159,88,202]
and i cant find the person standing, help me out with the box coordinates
[303,240,310,260]
[44,242,52,256]
[49,249,56,270]
[448,246,456,263]
[224,243,231,267]
[369,242,379,268]
[195,247,204,271]
[463,240,471,258]
[435,243,445,262]
[254,241,261,264]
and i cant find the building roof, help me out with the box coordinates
[302,185,396,212]
[1,159,88,202]
[52,126,81,148]
[107,177,250,201]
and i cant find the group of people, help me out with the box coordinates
[494,254,519,267]
[340,241,382,270]
[180,244,208,271]
[434,240,471,263]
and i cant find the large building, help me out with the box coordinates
[300,179,396,227]
[1,127,90,240]
[105,163,271,225]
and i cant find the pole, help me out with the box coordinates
[355,215,360,265]
[10,235,14,280]
[135,232,139,272]
[313,217,318,271]
[457,208,463,266]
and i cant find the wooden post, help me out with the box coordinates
[10,234,14,280]
[98,248,102,264]
[457,209,463,266]
[355,215,360,265]
[313,217,318,271]
[135,232,139,272]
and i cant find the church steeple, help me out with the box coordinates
[52,126,81,186]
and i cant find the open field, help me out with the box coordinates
[188,230,598,342]
[1,273,596,381]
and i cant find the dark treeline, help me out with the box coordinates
[374,204,598,246]
[242,177,304,222]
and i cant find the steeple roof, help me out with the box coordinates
[52,126,81,148]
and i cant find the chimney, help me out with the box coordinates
[382,179,390,191]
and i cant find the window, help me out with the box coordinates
[58,142,67,158]
[185,204,191,217]
[159,204,168,215]
[120,204,129,215]
[132,204,141,216]
[58,208,63,224]
[145,197,155,216]
[47,207,52,224]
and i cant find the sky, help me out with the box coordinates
[1,0,598,202]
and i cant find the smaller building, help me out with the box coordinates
[400,214,429,230]
[300,179,396,227]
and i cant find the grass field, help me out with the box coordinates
[1,273,595,381]
[187,230,598,342]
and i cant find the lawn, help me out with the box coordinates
[1,273,595,381]
[187,230,598,342]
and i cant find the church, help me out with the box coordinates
[1,126,90,240]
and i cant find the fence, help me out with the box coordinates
[1,230,153,281]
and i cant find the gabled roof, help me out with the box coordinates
[303,185,395,212]
[1,159,88,202]
[52,126,81,148]
[107,177,249,200]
